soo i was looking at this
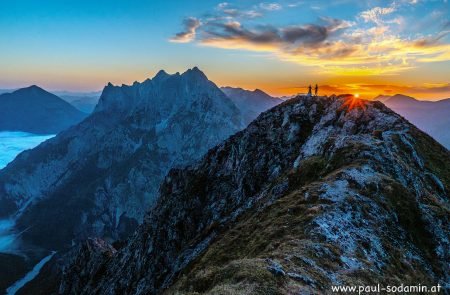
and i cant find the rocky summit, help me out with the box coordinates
[58,95,449,294]
[0,67,243,250]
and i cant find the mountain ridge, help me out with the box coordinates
[56,95,449,294]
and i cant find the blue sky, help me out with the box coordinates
[0,0,449,98]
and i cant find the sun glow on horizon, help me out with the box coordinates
[340,95,368,111]
[0,0,449,100]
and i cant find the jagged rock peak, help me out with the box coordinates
[182,66,208,79]
[153,69,170,81]
[93,67,223,114]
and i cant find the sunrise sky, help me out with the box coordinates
[1,0,449,99]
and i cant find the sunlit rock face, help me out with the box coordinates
[61,95,449,294]
[0,67,243,250]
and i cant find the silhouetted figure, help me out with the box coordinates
[315,84,318,96]
[307,85,312,96]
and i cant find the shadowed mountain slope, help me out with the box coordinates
[59,95,449,294]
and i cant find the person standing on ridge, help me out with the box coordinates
[315,84,318,96]
[307,85,312,96]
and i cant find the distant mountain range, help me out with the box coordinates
[55,91,101,113]
[221,87,282,125]
[0,88,101,114]
[0,86,87,134]
[0,89,17,95]
[375,94,450,149]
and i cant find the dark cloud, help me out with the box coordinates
[414,30,449,47]
[193,16,360,62]
[202,18,350,48]
[170,4,358,62]
[282,25,328,44]
[205,22,281,44]
[170,17,201,43]
[322,45,358,58]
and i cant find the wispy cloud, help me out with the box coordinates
[215,2,263,19]
[359,6,396,25]
[218,2,229,9]
[170,17,201,43]
[259,3,282,11]
[287,2,303,8]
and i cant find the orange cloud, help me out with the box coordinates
[208,26,450,76]
[172,4,450,77]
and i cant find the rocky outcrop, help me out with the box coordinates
[59,238,117,294]
[0,68,243,250]
[60,95,449,294]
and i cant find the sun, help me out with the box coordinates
[354,93,360,98]
[339,94,367,111]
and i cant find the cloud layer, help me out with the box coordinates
[170,1,450,76]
